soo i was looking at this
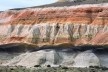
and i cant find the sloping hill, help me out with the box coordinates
[10,0,108,10]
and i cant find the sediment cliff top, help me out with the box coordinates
[10,0,108,10]
[0,0,108,25]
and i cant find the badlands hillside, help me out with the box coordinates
[0,0,108,45]
[0,0,108,68]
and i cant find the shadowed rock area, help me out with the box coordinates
[0,43,108,68]
[0,43,38,53]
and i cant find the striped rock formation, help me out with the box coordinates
[0,1,108,46]
[0,0,108,68]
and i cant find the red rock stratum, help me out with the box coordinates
[0,2,108,46]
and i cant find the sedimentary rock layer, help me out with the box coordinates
[0,3,108,45]
[0,23,108,45]
[1,4,108,25]
[1,44,108,67]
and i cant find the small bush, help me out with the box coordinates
[62,67,68,69]
[10,68,14,70]
[102,67,108,70]
[89,66,95,68]
[34,65,41,67]
[47,65,51,67]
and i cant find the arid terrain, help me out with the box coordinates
[0,0,108,71]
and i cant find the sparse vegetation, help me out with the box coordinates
[62,66,68,69]
[34,65,41,67]
[47,65,51,67]
[0,66,107,72]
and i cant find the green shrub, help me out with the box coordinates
[34,65,41,67]
[47,65,51,67]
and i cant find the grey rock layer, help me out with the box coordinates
[1,48,108,68]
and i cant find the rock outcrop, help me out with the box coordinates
[0,0,108,68]
[0,2,108,46]
[0,23,108,45]
[1,45,108,68]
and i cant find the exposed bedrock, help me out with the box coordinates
[0,4,108,25]
[0,23,108,45]
[0,3,108,45]
[0,0,108,69]
[1,44,108,67]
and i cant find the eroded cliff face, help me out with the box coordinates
[0,23,108,46]
[0,3,108,46]
[0,44,108,68]
[0,2,108,68]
